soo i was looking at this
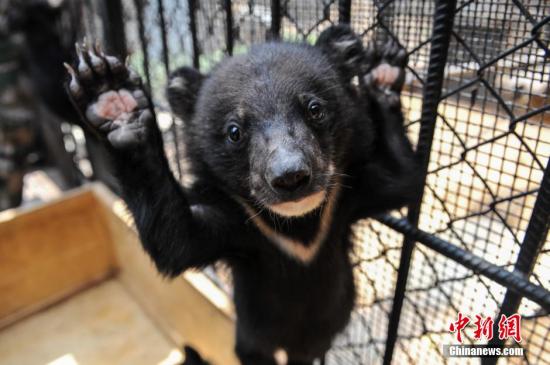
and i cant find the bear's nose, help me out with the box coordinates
[271,169,311,192]
[267,150,311,193]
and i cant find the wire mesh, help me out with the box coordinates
[360,1,549,364]
[81,0,549,363]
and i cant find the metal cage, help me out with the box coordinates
[80,0,549,364]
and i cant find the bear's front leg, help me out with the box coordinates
[353,41,423,217]
[63,43,232,276]
[65,42,158,150]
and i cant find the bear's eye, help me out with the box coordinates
[227,124,242,143]
[307,100,325,121]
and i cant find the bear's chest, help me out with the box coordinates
[231,233,355,352]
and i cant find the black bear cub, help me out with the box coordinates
[65,25,421,365]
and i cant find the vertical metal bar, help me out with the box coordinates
[92,0,127,192]
[382,1,457,364]
[83,0,98,38]
[157,0,171,75]
[156,0,183,180]
[270,0,281,40]
[100,0,127,57]
[132,0,152,91]
[482,159,550,365]
[224,0,234,55]
[339,0,351,24]
[187,0,200,69]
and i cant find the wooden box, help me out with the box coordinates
[0,184,237,365]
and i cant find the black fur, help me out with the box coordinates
[65,25,421,365]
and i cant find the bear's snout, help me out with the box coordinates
[266,148,311,193]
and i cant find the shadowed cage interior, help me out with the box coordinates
[75,1,549,364]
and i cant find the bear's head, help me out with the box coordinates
[168,42,359,217]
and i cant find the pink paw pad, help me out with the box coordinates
[94,89,138,121]
[372,64,400,87]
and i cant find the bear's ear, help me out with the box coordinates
[167,67,206,121]
[315,24,364,82]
